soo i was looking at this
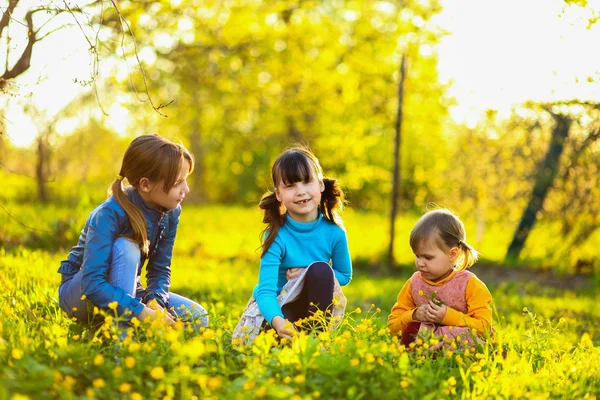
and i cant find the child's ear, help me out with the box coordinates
[448,247,460,262]
[320,180,325,193]
[138,177,153,193]
[275,189,282,203]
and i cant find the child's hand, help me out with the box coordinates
[286,267,305,280]
[139,306,176,326]
[426,300,447,323]
[412,304,429,322]
[271,316,296,340]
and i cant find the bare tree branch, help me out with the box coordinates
[0,0,20,38]
[109,0,173,116]
[0,203,51,232]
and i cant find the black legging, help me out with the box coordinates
[282,261,335,322]
[262,261,335,330]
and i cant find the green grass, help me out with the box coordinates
[0,204,599,399]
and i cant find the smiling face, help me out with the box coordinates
[412,236,459,282]
[275,162,324,223]
[139,159,191,210]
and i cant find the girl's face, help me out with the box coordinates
[275,164,324,223]
[413,237,459,282]
[140,159,191,210]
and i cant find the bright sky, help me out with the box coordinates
[2,0,599,147]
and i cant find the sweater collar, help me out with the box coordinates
[126,187,166,223]
[285,210,323,233]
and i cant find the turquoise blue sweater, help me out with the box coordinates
[253,212,353,324]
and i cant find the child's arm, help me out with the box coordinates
[80,208,145,317]
[387,279,417,335]
[331,230,352,286]
[144,209,180,309]
[440,276,493,335]
[254,239,286,326]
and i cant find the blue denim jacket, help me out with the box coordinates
[58,188,181,317]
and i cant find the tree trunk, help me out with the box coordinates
[36,134,49,203]
[387,54,407,269]
[505,112,571,262]
[189,116,206,204]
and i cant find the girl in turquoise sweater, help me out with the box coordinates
[233,147,352,344]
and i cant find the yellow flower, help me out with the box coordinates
[128,343,141,353]
[72,335,80,341]
[108,301,118,310]
[125,356,136,368]
[92,378,105,388]
[522,307,529,313]
[150,366,165,380]
[113,367,123,378]
[80,294,87,300]
[12,348,24,360]
[207,376,222,389]
[294,375,306,384]
[283,376,292,384]
[131,393,143,400]
[400,380,409,389]
[350,358,360,367]
[418,290,424,296]
[93,354,104,366]
[131,317,141,328]
[119,383,131,393]
[447,376,457,386]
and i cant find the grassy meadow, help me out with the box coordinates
[1,202,599,399]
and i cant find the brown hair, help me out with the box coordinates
[409,208,479,271]
[111,134,194,255]
[259,147,345,256]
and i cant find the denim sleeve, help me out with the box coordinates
[81,207,145,317]
[331,229,352,286]
[144,211,179,308]
[254,238,285,325]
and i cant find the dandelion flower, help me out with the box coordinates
[119,383,131,393]
[125,356,136,368]
[294,375,306,384]
[92,378,105,388]
[93,354,104,366]
[150,366,165,380]
[11,348,23,360]
[400,380,409,389]
[447,376,457,386]
[207,376,222,389]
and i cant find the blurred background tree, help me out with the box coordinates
[1,0,598,272]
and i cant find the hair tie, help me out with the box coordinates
[116,174,124,181]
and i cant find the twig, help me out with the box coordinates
[0,203,51,232]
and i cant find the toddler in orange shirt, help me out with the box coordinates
[388,209,494,350]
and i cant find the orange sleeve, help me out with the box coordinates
[387,279,417,335]
[441,275,493,336]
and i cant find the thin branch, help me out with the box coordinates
[109,0,172,116]
[0,8,36,84]
[0,0,20,38]
[0,203,51,232]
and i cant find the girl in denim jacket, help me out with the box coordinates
[58,134,208,329]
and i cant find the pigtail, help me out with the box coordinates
[320,178,346,227]
[111,177,149,256]
[456,240,479,271]
[259,191,285,256]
